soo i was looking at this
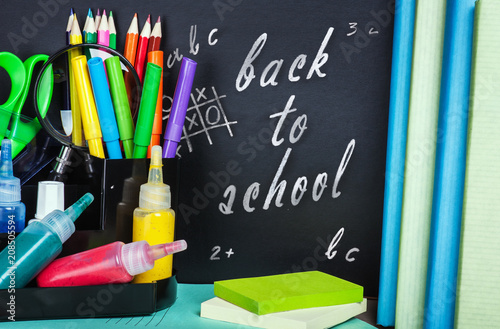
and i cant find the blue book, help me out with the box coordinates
[424,1,476,328]
[376,0,415,326]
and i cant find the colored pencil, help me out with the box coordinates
[66,8,73,45]
[84,10,96,60]
[134,14,151,83]
[95,9,101,31]
[124,13,139,65]
[147,50,164,158]
[85,12,97,44]
[147,16,162,53]
[62,8,74,136]
[97,9,109,47]
[82,8,92,40]
[109,11,117,50]
[69,14,84,147]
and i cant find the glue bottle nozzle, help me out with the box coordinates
[64,193,94,222]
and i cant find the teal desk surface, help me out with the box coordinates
[3,284,377,329]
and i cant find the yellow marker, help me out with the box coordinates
[132,146,175,283]
[71,55,105,158]
[69,14,84,147]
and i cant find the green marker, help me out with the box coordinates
[133,62,162,159]
[105,56,135,158]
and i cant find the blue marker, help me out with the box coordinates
[0,139,26,233]
[87,57,122,159]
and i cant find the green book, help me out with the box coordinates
[214,271,363,315]
[455,1,500,328]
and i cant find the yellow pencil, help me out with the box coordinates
[69,13,85,147]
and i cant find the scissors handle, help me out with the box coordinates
[0,52,26,140]
[8,54,51,158]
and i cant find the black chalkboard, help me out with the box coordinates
[0,0,393,297]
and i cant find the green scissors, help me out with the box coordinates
[0,52,53,158]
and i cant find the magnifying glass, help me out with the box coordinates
[33,44,141,180]
[34,44,141,149]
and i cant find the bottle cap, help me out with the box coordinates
[35,181,64,219]
[0,139,21,203]
[121,239,188,276]
[139,145,171,210]
[121,240,152,276]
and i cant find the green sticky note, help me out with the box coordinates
[214,271,363,315]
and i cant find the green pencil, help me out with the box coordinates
[109,11,117,50]
[84,9,96,59]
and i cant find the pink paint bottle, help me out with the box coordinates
[36,239,187,287]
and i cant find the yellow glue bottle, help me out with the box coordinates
[132,145,175,283]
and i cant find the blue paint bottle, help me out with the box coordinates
[0,139,25,233]
[0,193,94,288]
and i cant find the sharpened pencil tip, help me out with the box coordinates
[87,8,92,17]
[147,14,151,23]
[157,16,161,23]
[70,8,74,15]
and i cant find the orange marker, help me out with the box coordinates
[134,14,151,83]
[147,51,164,158]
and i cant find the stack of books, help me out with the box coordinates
[200,271,374,329]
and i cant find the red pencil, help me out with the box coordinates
[134,14,151,83]
[147,16,162,53]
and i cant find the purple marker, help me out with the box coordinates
[162,57,197,158]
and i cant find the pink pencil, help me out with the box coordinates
[97,9,109,47]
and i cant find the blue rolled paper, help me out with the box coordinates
[377,0,415,326]
[424,0,475,328]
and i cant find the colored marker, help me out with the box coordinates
[147,16,162,53]
[105,56,135,158]
[109,11,117,50]
[97,9,109,47]
[69,13,84,147]
[71,55,105,159]
[163,58,197,158]
[147,51,164,158]
[124,13,139,65]
[133,62,162,159]
[135,15,151,83]
[87,57,122,159]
